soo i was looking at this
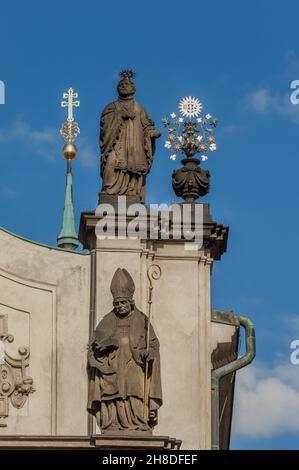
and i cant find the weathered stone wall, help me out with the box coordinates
[0,227,234,450]
[0,228,90,435]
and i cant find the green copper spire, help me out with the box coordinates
[57,162,79,250]
[57,87,80,250]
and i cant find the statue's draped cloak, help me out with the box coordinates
[87,307,162,417]
[100,100,156,178]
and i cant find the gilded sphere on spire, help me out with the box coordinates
[62,143,77,160]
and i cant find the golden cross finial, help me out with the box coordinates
[60,87,80,144]
[61,87,80,122]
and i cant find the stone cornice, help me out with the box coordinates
[79,203,228,261]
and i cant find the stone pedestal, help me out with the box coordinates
[0,434,181,450]
[79,204,228,450]
[91,434,181,450]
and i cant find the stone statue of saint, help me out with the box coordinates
[87,268,162,434]
[99,71,161,203]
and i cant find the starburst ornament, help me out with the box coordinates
[179,96,202,118]
[162,96,218,162]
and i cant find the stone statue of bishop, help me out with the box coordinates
[87,268,162,434]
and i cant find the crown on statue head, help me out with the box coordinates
[119,70,136,81]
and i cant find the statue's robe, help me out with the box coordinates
[87,307,162,432]
[99,98,157,200]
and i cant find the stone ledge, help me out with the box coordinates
[91,434,182,449]
[0,435,182,450]
[79,203,228,260]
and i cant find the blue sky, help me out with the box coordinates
[1,0,299,449]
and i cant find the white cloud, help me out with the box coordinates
[232,362,299,438]
[0,119,97,168]
[283,314,299,337]
[240,86,299,124]
[0,187,18,198]
[242,88,272,113]
[79,136,97,169]
[0,119,58,160]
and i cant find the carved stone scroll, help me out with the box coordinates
[0,314,35,427]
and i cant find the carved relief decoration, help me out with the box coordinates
[0,314,35,427]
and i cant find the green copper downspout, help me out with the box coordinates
[211,310,256,450]
[57,159,79,250]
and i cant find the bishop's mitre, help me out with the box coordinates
[110,268,135,300]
